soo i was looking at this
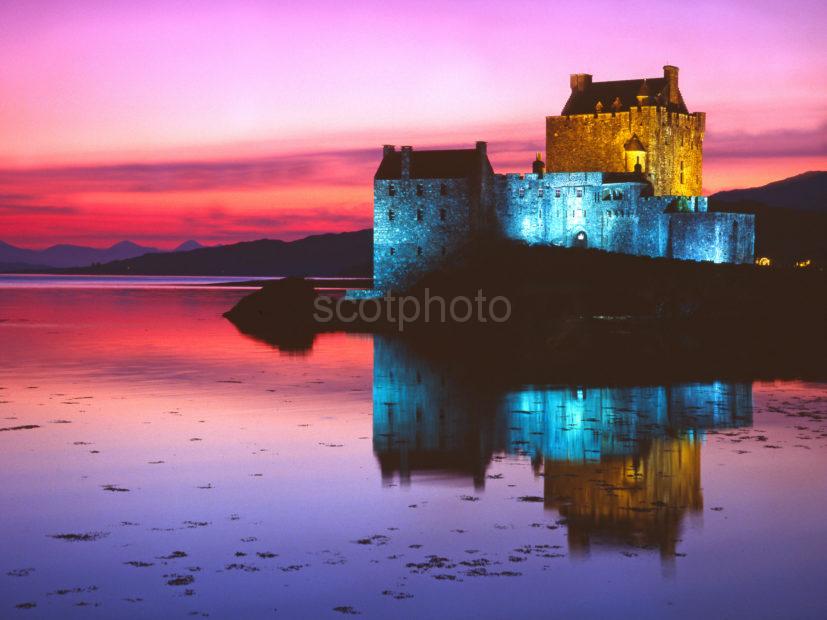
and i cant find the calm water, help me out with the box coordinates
[0,275,367,289]
[1,283,826,618]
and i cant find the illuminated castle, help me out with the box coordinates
[364,65,755,294]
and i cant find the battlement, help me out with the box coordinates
[546,105,706,130]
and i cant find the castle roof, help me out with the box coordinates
[624,134,646,151]
[561,77,688,115]
[375,148,493,180]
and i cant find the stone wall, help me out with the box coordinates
[669,212,755,264]
[496,172,674,257]
[368,160,753,296]
[546,107,705,196]
[373,177,474,292]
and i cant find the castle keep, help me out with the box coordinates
[547,66,704,196]
[364,66,755,294]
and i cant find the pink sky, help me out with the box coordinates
[1,0,825,248]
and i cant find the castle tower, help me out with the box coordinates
[624,134,647,173]
[532,152,545,176]
[546,65,705,196]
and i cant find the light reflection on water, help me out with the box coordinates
[0,285,825,619]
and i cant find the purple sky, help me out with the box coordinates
[0,0,825,247]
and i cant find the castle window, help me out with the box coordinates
[388,184,396,196]
[440,183,448,196]
[602,189,612,201]
[416,209,423,222]
[416,184,423,196]
[555,188,561,198]
[388,209,395,221]
[614,190,623,200]
[416,246,423,257]
[518,187,525,198]
[680,161,684,184]
[538,188,544,197]
[439,208,446,222]
[389,247,395,255]
[576,188,583,198]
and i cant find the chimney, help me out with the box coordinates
[663,65,679,104]
[400,146,412,180]
[476,141,489,179]
[569,73,592,93]
[383,144,395,157]
[532,152,545,177]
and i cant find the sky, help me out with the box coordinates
[0,0,825,249]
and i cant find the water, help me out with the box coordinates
[1,281,826,618]
[0,275,367,289]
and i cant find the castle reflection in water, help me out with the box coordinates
[372,336,753,557]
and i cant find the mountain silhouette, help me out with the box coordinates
[174,240,204,252]
[710,171,825,212]
[55,230,372,277]
[709,171,827,264]
[0,240,159,269]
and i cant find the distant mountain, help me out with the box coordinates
[59,230,373,277]
[174,240,204,252]
[0,240,160,269]
[709,171,827,264]
[0,261,53,273]
[711,171,826,212]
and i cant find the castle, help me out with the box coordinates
[364,66,755,294]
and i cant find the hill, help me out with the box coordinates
[0,240,160,269]
[60,229,373,277]
[711,171,826,211]
[709,171,827,265]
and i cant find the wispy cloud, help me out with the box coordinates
[0,148,380,194]
[705,122,827,159]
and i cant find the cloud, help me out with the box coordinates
[705,122,827,159]
[0,147,381,194]
[0,202,79,215]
